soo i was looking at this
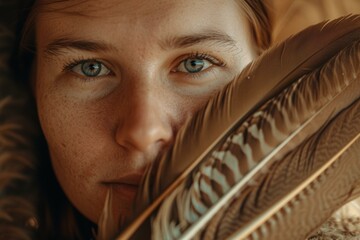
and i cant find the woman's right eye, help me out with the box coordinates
[68,60,111,78]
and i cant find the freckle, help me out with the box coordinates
[61,143,66,148]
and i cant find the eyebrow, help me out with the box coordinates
[161,31,238,50]
[43,31,238,57]
[44,38,116,57]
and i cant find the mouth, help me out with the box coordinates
[102,173,142,197]
[104,183,138,199]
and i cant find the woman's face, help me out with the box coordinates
[35,0,256,223]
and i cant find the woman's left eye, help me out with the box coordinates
[70,60,111,77]
[176,58,212,73]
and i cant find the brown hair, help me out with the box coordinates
[239,0,272,53]
[16,1,271,239]
[14,1,96,239]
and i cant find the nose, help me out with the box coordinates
[115,89,173,154]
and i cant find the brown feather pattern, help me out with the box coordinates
[117,16,360,239]
[227,100,360,240]
[136,15,360,210]
[150,38,360,240]
[0,97,38,240]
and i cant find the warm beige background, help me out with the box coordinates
[265,0,360,43]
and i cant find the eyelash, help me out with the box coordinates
[62,57,105,73]
[174,52,225,76]
[62,52,226,79]
[187,52,225,66]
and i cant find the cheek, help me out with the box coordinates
[35,69,99,166]
[36,73,94,172]
[164,90,219,132]
[35,87,110,221]
[168,75,239,127]
[36,91,90,181]
[36,88,102,180]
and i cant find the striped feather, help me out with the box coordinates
[116,15,360,239]
[227,100,360,240]
[152,39,360,240]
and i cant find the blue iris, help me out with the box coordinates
[81,61,102,77]
[184,59,205,73]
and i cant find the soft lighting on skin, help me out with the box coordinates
[35,0,257,223]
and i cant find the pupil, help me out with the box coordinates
[185,59,204,73]
[82,61,101,77]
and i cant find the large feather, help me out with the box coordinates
[149,39,360,240]
[0,32,39,240]
[225,99,360,240]
[116,15,360,239]
[142,15,360,203]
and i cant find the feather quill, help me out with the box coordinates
[117,15,360,239]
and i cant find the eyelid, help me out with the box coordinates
[172,52,225,70]
[187,52,225,66]
[171,52,226,75]
[62,58,114,76]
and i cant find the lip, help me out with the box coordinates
[102,173,143,186]
[103,182,139,200]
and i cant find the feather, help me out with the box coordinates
[183,38,360,240]
[0,96,38,239]
[97,188,117,240]
[144,14,360,202]
[226,100,360,240]
[116,15,360,239]
[97,188,127,240]
[150,39,360,240]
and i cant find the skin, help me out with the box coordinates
[35,0,257,223]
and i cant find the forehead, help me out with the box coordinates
[34,0,254,60]
[38,0,240,17]
[36,0,245,37]
[38,0,179,18]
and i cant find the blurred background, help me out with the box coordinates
[265,0,360,43]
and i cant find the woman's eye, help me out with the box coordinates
[176,58,212,73]
[71,60,111,77]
